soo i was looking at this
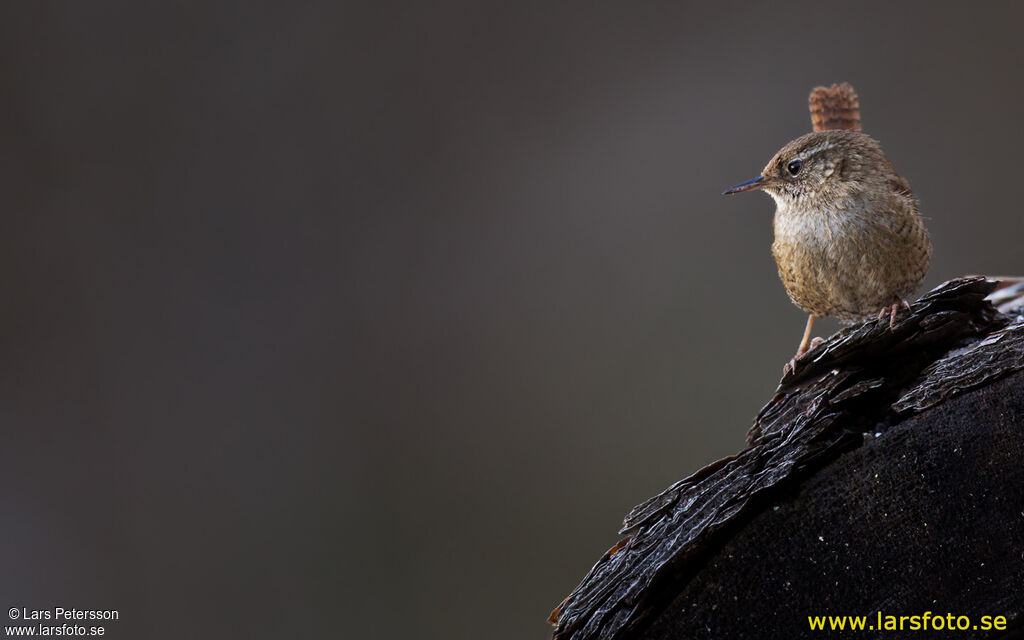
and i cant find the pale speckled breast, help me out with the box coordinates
[771,195,930,323]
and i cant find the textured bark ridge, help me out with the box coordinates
[550,277,1024,640]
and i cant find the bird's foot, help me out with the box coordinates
[783,337,825,375]
[784,358,797,375]
[877,299,912,329]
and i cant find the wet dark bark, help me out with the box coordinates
[550,278,1024,640]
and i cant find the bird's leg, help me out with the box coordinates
[877,298,912,329]
[797,314,817,356]
[785,314,818,374]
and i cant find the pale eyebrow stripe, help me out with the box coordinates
[800,141,838,158]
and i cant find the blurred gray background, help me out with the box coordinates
[0,1,1021,638]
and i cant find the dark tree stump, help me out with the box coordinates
[550,278,1024,640]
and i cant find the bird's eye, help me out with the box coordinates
[787,159,803,176]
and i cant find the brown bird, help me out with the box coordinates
[724,83,931,370]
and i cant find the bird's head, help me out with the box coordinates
[723,130,893,207]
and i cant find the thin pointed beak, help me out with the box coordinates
[722,175,766,195]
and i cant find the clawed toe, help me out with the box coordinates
[877,299,911,329]
[785,338,823,375]
[784,357,797,375]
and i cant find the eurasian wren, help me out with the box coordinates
[724,83,931,368]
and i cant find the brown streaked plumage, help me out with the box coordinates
[724,84,931,369]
